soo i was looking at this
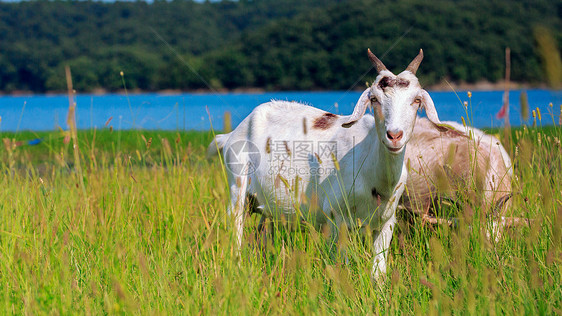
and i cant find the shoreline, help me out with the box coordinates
[426,80,551,92]
[0,81,555,97]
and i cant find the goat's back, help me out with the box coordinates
[402,118,512,218]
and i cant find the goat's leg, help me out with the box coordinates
[257,214,267,232]
[256,214,268,251]
[326,215,350,265]
[229,176,249,252]
[371,213,397,281]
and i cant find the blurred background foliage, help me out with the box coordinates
[0,0,560,93]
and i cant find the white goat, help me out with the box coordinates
[208,49,442,280]
[402,117,513,235]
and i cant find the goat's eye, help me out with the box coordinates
[370,96,378,103]
[413,98,422,105]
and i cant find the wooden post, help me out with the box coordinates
[503,47,511,127]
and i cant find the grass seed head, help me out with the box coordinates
[536,107,542,121]
[331,152,340,171]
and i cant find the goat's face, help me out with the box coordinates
[368,70,423,153]
[343,49,441,154]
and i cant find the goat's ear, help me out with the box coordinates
[342,88,371,128]
[420,89,441,125]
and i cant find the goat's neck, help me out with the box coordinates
[363,128,406,193]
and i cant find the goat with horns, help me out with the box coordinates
[208,49,441,280]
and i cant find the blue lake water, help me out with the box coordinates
[0,89,560,131]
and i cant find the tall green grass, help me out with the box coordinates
[0,122,560,314]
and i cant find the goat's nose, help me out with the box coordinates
[386,130,404,142]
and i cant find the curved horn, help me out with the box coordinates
[367,49,387,73]
[342,88,371,128]
[406,49,424,75]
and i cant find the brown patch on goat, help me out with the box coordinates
[378,76,410,90]
[265,137,271,154]
[312,112,338,130]
[302,118,308,135]
[378,77,393,89]
[396,79,410,87]
[284,141,291,156]
[431,122,468,138]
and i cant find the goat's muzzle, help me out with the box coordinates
[386,130,403,142]
[386,130,404,148]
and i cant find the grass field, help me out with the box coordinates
[0,122,560,314]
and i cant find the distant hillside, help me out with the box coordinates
[0,0,560,93]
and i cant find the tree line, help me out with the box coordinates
[0,0,560,93]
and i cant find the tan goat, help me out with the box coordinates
[402,117,513,237]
